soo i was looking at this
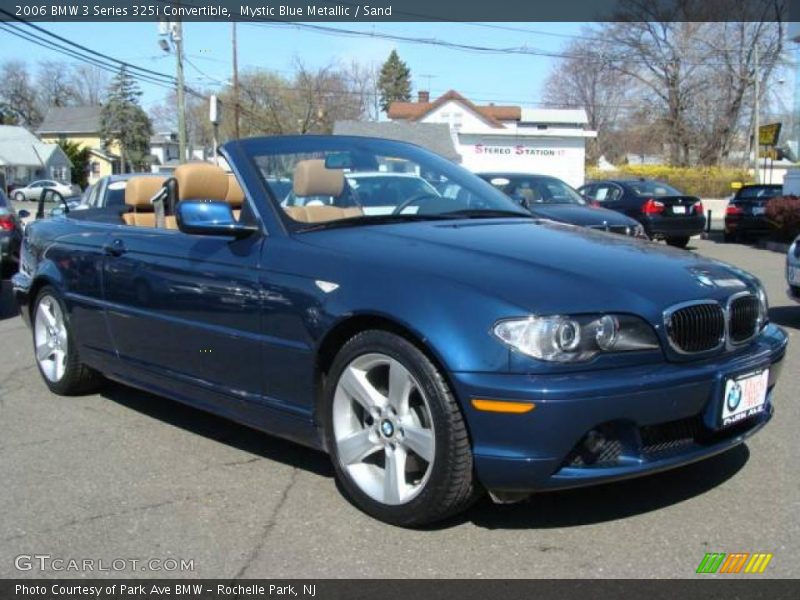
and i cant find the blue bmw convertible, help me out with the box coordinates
[13,136,787,526]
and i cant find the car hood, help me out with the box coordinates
[300,219,757,318]
[528,204,636,228]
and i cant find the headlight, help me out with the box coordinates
[493,314,660,362]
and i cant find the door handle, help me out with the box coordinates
[104,239,126,257]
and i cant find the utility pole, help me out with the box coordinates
[753,41,760,183]
[232,22,240,139]
[174,19,187,164]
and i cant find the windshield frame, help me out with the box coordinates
[232,135,530,234]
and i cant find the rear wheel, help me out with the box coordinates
[33,286,101,395]
[666,236,690,248]
[325,330,477,527]
[14,191,25,202]
[723,231,737,243]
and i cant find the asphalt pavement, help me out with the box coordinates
[0,236,798,579]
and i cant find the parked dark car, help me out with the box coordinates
[0,189,28,278]
[724,184,783,243]
[478,173,645,237]
[13,136,787,526]
[78,173,157,211]
[579,179,705,248]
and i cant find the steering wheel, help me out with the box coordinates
[391,193,441,216]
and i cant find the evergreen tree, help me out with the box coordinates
[57,140,91,189]
[101,67,153,173]
[377,50,412,113]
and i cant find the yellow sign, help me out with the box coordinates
[759,123,781,146]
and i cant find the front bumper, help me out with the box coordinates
[451,324,787,493]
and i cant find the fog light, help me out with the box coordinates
[583,430,606,454]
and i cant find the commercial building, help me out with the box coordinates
[388,90,596,187]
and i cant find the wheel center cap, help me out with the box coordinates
[380,419,395,438]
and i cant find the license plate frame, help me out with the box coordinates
[672,205,687,215]
[720,369,769,428]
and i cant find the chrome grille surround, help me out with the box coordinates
[664,300,726,355]
[727,291,762,346]
[663,292,762,355]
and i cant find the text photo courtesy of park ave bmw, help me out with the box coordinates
[0,0,799,594]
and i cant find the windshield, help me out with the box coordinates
[736,185,782,200]
[480,175,585,205]
[627,181,683,197]
[241,136,528,228]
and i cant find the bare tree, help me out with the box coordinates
[37,60,78,109]
[0,60,41,127]
[70,64,109,106]
[543,32,633,164]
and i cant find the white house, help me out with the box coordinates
[388,90,596,188]
[0,125,72,188]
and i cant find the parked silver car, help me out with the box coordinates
[12,179,78,202]
[788,234,800,303]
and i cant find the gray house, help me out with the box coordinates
[333,121,461,163]
[0,125,72,188]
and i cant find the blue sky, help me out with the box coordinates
[0,21,589,110]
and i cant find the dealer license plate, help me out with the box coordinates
[720,370,769,427]
[752,206,766,216]
[789,266,800,285]
[672,205,686,214]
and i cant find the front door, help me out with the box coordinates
[102,226,265,407]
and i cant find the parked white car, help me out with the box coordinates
[12,180,78,202]
[788,234,800,303]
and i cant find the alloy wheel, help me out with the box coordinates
[332,353,436,506]
[34,295,69,382]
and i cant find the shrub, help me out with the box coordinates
[586,165,751,198]
[765,196,800,243]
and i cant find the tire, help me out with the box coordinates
[666,236,690,248]
[32,286,101,395]
[14,191,25,202]
[723,232,737,243]
[324,330,477,527]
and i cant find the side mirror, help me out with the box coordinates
[17,209,30,219]
[176,200,257,239]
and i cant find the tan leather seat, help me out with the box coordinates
[122,176,165,227]
[287,159,363,223]
[174,162,230,202]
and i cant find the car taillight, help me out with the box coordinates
[694,201,704,215]
[642,198,665,215]
[726,205,744,216]
[590,200,601,208]
[0,215,14,231]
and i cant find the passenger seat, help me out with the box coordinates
[122,176,166,227]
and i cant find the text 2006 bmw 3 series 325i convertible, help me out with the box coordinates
[13,136,788,526]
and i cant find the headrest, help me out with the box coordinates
[293,159,344,197]
[175,162,229,201]
[125,176,165,210]
[225,174,244,208]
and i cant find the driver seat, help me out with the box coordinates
[285,160,363,223]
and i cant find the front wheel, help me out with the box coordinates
[33,286,101,395]
[325,330,477,527]
[666,236,690,248]
[14,191,25,202]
